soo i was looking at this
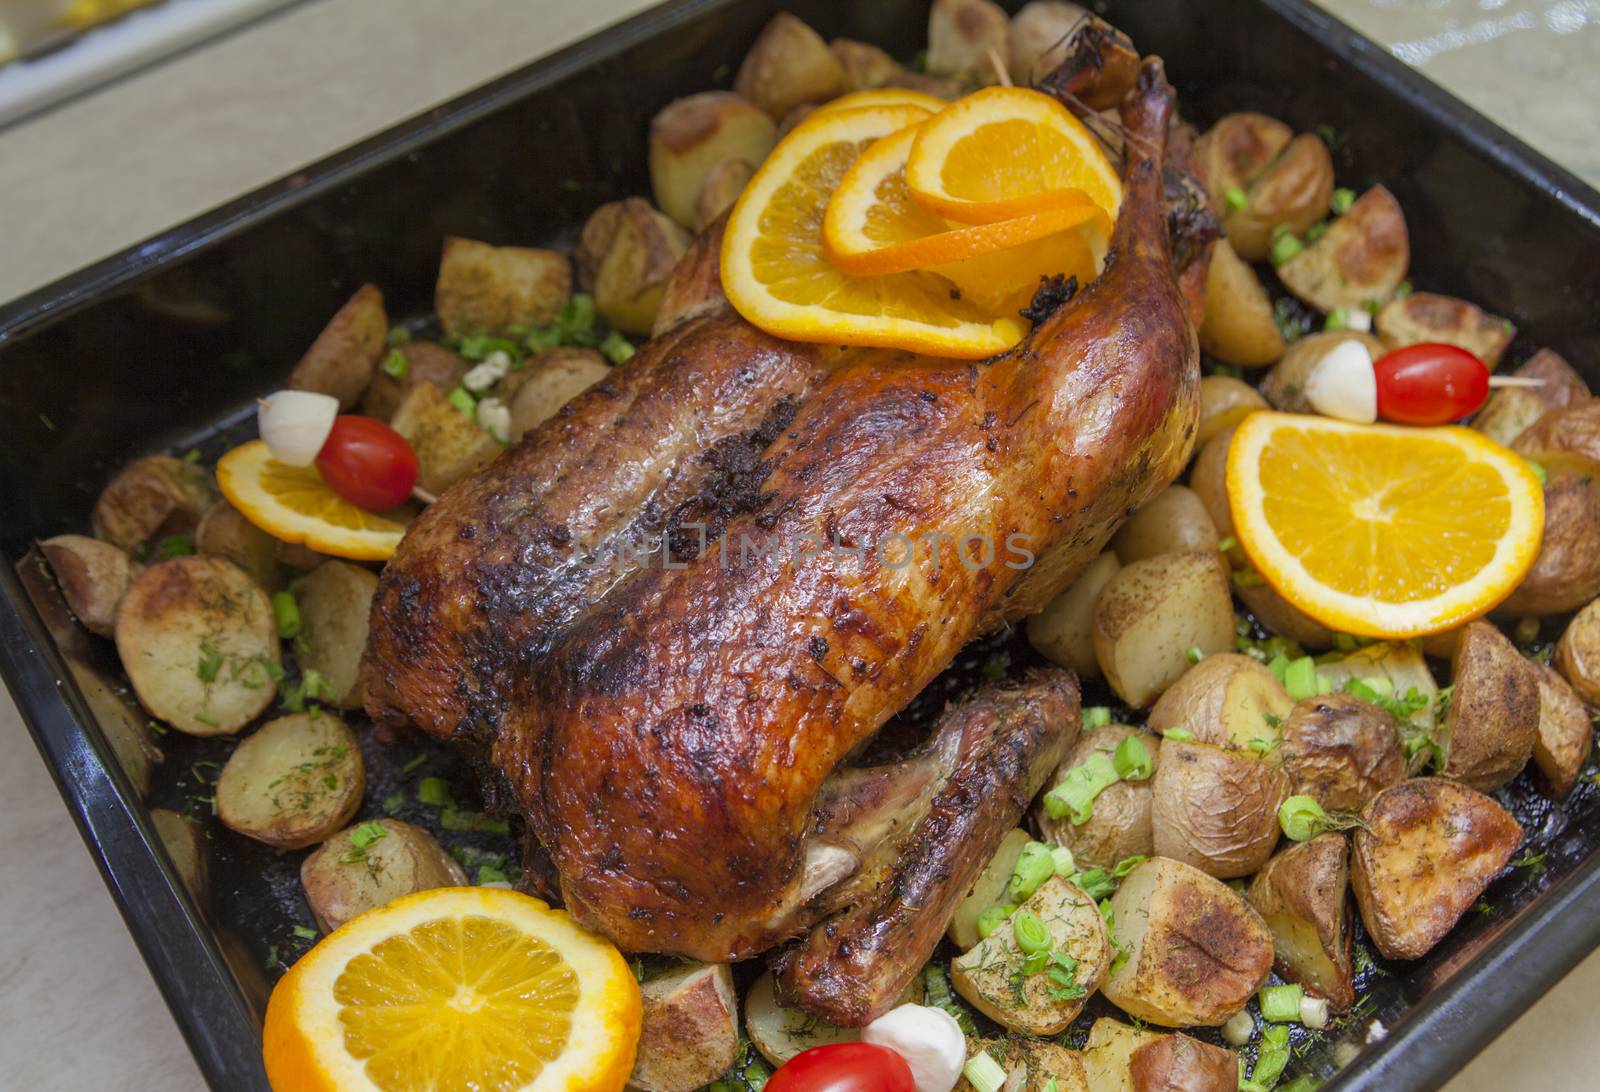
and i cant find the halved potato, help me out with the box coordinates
[960,1037,1090,1092]
[631,963,740,1092]
[1376,292,1514,370]
[586,198,692,335]
[1352,778,1522,960]
[1008,1,1088,84]
[1102,857,1274,1026]
[1277,185,1409,313]
[91,454,217,553]
[503,347,610,440]
[1260,330,1386,413]
[150,807,208,904]
[830,38,903,90]
[745,971,921,1066]
[952,875,1109,1034]
[1224,133,1335,261]
[389,381,501,494]
[360,341,469,422]
[66,657,162,797]
[1146,653,1294,758]
[114,555,279,735]
[1036,725,1158,869]
[1093,551,1236,708]
[1193,113,1293,213]
[1130,1034,1238,1092]
[1111,486,1219,565]
[1512,397,1600,478]
[216,712,363,848]
[435,236,571,337]
[649,92,776,229]
[287,283,387,409]
[1316,641,1441,733]
[947,827,1033,950]
[927,0,1011,86]
[195,500,282,593]
[1246,834,1354,1009]
[1150,740,1289,878]
[693,158,756,232]
[1082,1017,1167,1092]
[295,560,379,710]
[41,534,140,637]
[1556,596,1600,704]
[733,13,849,118]
[1473,349,1590,448]
[300,818,468,932]
[1278,694,1405,811]
[1442,620,1539,790]
[1027,550,1120,679]
[1497,470,1600,616]
[1196,375,1268,447]
[1532,664,1592,799]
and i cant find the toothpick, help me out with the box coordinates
[412,486,439,505]
[989,47,1012,87]
[1488,376,1547,389]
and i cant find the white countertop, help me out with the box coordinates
[0,1,1596,1088]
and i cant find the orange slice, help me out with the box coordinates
[1227,413,1545,638]
[814,88,951,116]
[823,122,1109,278]
[217,440,411,562]
[263,887,641,1092]
[905,86,1122,224]
[722,103,1031,358]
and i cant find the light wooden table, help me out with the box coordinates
[0,1,1595,1088]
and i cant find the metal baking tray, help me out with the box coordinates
[1,1,1597,1088]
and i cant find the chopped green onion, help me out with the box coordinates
[1224,185,1248,211]
[1394,280,1414,300]
[1251,1025,1291,1089]
[1258,982,1304,1022]
[975,905,1008,940]
[1231,567,1266,588]
[524,325,562,352]
[1162,728,1193,742]
[1185,645,1204,664]
[557,294,598,343]
[1074,868,1114,900]
[1269,233,1304,266]
[1010,908,1052,954]
[478,864,511,885]
[382,349,409,380]
[963,1051,1007,1092]
[441,806,510,834]
[1527,459,1547,486]
[1008,841,1056,903]
[1113,735,1153,781]
[195,645,223,683]
[1279,794,1327,841]
[1111,854,1147,878]
[1331,187,1356,215]
[1267,653,1291,684]
[1282,656,1320,701]
[271,590,302,639]
[155,534,195,559]
[446,387,476,415]
[417,777,452,807]
[599,330,636,364]
[350,821,387,850]
[1050,844,1076,877]
[292,924,318,940]
[401,754,427,775]
[1304,221,1328,243]
[387,325,412,346]
[1082,705,1112,729]
[1218,535,1238,553]
[1324,307,1349,331]
[457,335,522,362]
[381,790,406,815]
[1042,752,1120,824]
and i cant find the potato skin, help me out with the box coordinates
[1532,664,1592,799]
[1193,113,1293,213]
[1129,1033,1239,1092]
[648,92,776,229]
[631,963,740,1092]
[1352,778,1522,960]
[1093,551,1236,708]
[300,818,468,932]
[1146,653,1293,758]
[1512,397,1600,477]
[1008,1,1087,85]
[1150,741,1289,878]
[1498,471,1600,617]
[1442,620,1540,790]
[287,283,387,409]
[589,198,692,335]
[1261,331,1386,414]
[1278,694,1404,811]
[360,341,468,422]
[436,236,571,337]
[1278,185,1409,313]
[1196,375,1267,448]
[216,712,364,848]
[504,347,611,440]
[1474,349,1590,448]
[1027,550,1120,679]
[1376,291,1514,370]
[295,560,379,709]
[1036,725,1158,869]
[195,500,282,593]
[830,38,903,90]
[91,454,217,552]
[1110,486,1218,566]
[733,13,848,117]
[1223,133,1335,262]
[927,0,1011,86]
[41,534,140,637]
[693,158,755,232]
[1246,834,1354,1009]
[1556,596,1600,705]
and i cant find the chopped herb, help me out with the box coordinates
[1111,854,1147,878]
[1011,909,1052,954]
[387,325,412,346]
[1082,705,1111,729]
[341,820,389,863]
[1008,841,1055,903]
[292,925,318,940]
[1279,794,1328,841]
[555,294,599,345]
[1259,982,1305,1022]
[272,590,302,639]
[381,790,407,815]
[440,806,510,834]
[1269,233,1304,266]
[923,965,979,1036]
[417,777,452,807]
[1162,728,1193,742]
[39,413,56,430]
[1512,850,1547,876]
[1527,459,1547,486]
[196,645,225,683]
[1224,185,1248,211]
[148,720,168,735]
[976,905,1008,940]
[1330,187,1356,215]
[382,349,409,380]
[446,387,477,415]
[1218,535,1238,553]
[155,534,195,559]
[1042,752,1120,824]
[1184,644,1204,664]
[401,754,427,775]
[477,864,511,885]
[1074,868,1114,900]
[963,1051,1006,1092]
[600,330,636,364]
[1393,280,1413,301]
[1112,735,1153,781]
[1304,221,1327,243]
[1324,307,1349,331]
[980,651,1010,679]
[457,335,522,362]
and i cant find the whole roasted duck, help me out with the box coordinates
[364,30,1213,1025]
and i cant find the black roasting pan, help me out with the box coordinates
[1,1,1598,1088]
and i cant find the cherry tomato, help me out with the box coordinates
[1373,343,1489,425]
[766,1043,916,1092]
[314,415,419,510]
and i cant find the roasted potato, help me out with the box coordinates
[41,534,140,637]
[1556,596,1600,704]
[1129,1034,1239,1092]
[1224,133,1335,262]
[1238,581,1338,651]
[1260,330,1386,414]
[1102,857,1274,1026]
[693,158,755,232]
[194,500,282,593]
[960,1038,1090,1092]
[1093,551,1236,708]
[65,657,162,797]
[1316,641,1441,734]
[1193,113,1292,208]
[1197,375,1268,450]
[114,555,279,735]
[294,560,379,709]
[649,92,777,229]
[1512,397,1600,478]
[150,807,208,904]
[1442,620,1540,790]
[216,712,362,848]
[1110,486,1219,565]
[1473,349,1590,448]
[1351,778,1522,960]
[1246,834,1354,1009]
[359,341,469,421]
[927,0,1010,86]
[1277,185,1409,313]
[389,381,501,494]
[733,13,849,118]
[745,971,920,1066]
[1036,725,1158,869]
[1027,550,1120,679]
[948,827,1033,950]
[91,454,217,552]
[582,198,691,335]
[287,283,387,409]
[1147,653,1294,758]
[631,962,740,1092]
[1532,664,1592,799]
[830,38,903,90]
[300,818,468,932]
[1150,740,1288,878]
[1278,694,1405,811]
[1200,242,1286,367]
[952,875,1109,1034]
[503,347,611,440]
[1082,1017,1167,1092]
[436,236,571,337]
[1497,471,1600,616]
[1376,292,1514,370]
[1008,1,1087,84]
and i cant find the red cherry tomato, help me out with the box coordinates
[1373,343,1489,425]
[314,415,419,510]
[766,1043,916,1092]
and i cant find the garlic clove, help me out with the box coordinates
[862,1003,966,1092]
[257,390,339,466]
[1305,340,1377,424]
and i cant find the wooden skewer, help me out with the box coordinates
[989,47,1012,87]
[412,486,439,506]
[1487,376,1547,389]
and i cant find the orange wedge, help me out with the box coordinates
[814,87,951,116]
[217,440,411,562]
[722,103,1032,358]
[905,86,1122,224]
[1227,413,1544,638]
[823,122,1109,278]
[263,887,640,1092]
